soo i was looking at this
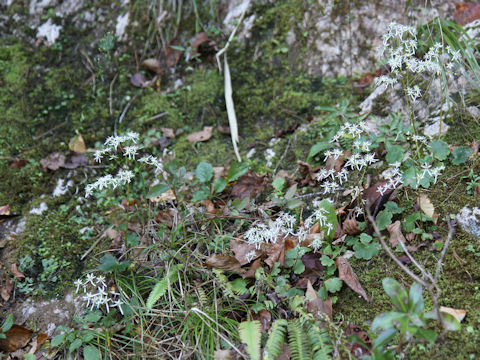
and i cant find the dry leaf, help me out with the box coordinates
[0,205,10,216]
[440,306,467,323]
[419,193,436,222]
[165,39,183,67]
[264,239,286,268]
[386,221,406,248]
[40,152,65,171]
[0,324,33,352]
[230,239,259,266]
[142,58,163,74]
[205,255,245,275]
[343,212,360,235]
[189,32,217,59]
[68,134,86,153]
[252,309,271,332]
[161,127,175,139]
[297,160,320,187]
[345,323,372,357]
[231,171,266,199]
[130,72,149,88]
[217,125,231,135]
[336,256,369,302]
[200,200,219,215]
[214,350,234,360]
[149,189,176,203]
[1,279,12,301]
[10,264,25,280]
[305,280,333,320]
[63,153,88,169]
[186,126,213,143]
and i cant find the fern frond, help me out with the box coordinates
[146,264,183,309]
[238,321,262,360]
[263,319,288,360]
[307,323,333,360]
[288,319,312,360]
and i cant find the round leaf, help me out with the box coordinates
[196,162,213,183]
[429,140,450,160]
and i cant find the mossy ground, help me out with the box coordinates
[1,0,480,358]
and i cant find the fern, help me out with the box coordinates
[238,321,261,360]
[288,319,312,360]
[263,319,288,360]
[146,264,183,309]
[307,323,333,360]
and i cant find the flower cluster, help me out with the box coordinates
[85,131,166,197]
[244,207,334,253]
[378,163,403,196]
[74,273,125,315]
[316,121,378,195]
[375,22,462,103]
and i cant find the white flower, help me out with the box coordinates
[118,169,134,184]
[245,251,258,263]
[336,168,349,184]
[309,236,323,252]
[123,145,139,160]
[86,273,97,286]
[126,131,139,143]
[406,85,421,102]
[74,279,84,293]
[112,300,124,315]
[364,153,378,165]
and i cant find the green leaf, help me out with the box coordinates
[376,210,393,231]
[213,177,227,194]
[324,277,342,293]
[451,146,473,165]
[416,328,437,343]
[308,142,334,159]
[354,242,380,260]
[382,278,408,312]
[69,338,83,353]
[384,201,404,214]
[317,199,338,241]
[146,264,183,309]
[284,184,297,200]
[272,177,286,192]
[402,167,418,188]
[195,162,213,183]
[359,233,373,244]
[51,333,66,348]
[440,312,461,331]
[238,321,262,360]
[146,183,170,199]
[24,354,35,360]
[231,278,249,295]
[1,314,13,332]
[126,232,139,247]
[386,145,405,164]
[429,140,450,160]
[83,311,101,323]
[408,282,424,313]
[228,161,249,182]
[192,189,210,202]
[98,254,131,272]
[286,199,304,209]
[83,346,101,360]
[320,255,335,267]
[293,261,305,274]
[372,311,406,332]
[372,328,397,349]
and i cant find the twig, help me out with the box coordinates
[115,92,141,135]
[33,120,68,140]
[144,111,169,123]
[274,134,294,174]
[367,209,429,288]
[81,226,112,261]
[434,219,456,281]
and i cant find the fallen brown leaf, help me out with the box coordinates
[217,125,231,135]
[130,72,150,88]
[305,280,333,321]
[142,58,163,75]
[161,127,175,139]
[186,126,213,143]
[189,32,217,59]
[149,189,176,203]
[336,256,369,302]
[165,39,183,67]
[214,349,234,360]
[40,152,65,171]
[252,309,271,332]
[354,67,388,93]
[230,238,258,266]
[63,153,88,169]
[1,279,12,302]
[440,306,467,323]
[68,134,86,153]
[243,257,262,279]
[231,170,266,199]
[343,212,361,235]
[297,160,320,187]
[205,255,245,275]
[386,221,406,248]
[264,239,286,268]
[10,264,25,280]
[0,205,10,216]
[419,194,437,222]
[0,324,33,352]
